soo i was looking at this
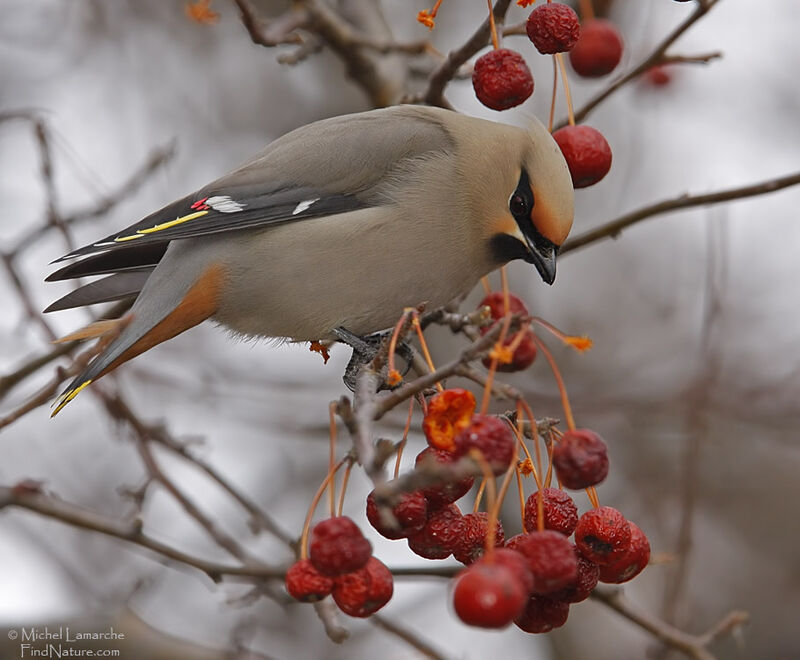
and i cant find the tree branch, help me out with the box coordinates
[561,171,800,255]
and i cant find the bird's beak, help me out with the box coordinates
[523,237,558,285]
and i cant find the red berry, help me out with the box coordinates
[515,595,570,633]
[598,522,650,583]
[552,125,612,189]
[493,547,535,594]
[453,414,516,475]
[407,503,465,559]
[550,546,599,603]
[504,533,528,554]
[644,64,672,87]
[513,530,578,594]
[477,292,529,330]
[422,388,477,452]
[453,512,506,565]
[569,19,623,77]
[285,559,334,602]
[415,447,475,508]
[453,560,527,628]
[552,428,609,489]
[575,506,632,565]
[526,3,580,54]
[332,556,393,617]
[366,490,428,540]
[524,488,578,536]
[481,329,538,372]
[308,516,372,577]
[472,48,534,111]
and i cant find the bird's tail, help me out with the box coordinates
[51,262,226,416]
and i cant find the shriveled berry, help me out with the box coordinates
[524,488,578,536]
[552,125,612,189]
[453,512,505,565]
[285,559,334,602]
[504,533,528,554]
[408,503,465,559]
[366,490,428,540]
[550,546,599,603]
[514,530,578,594]
[309,516,372,577]
[472,48,534,111]
[569,19,623,77]
[477,292,529,331]
[453,560,527,628]
[422,388,477,452]
[493,547,535,594]
[598,522,650,583]
[515,595,570,633]
[453,414,516,475]
[552,428,609,489]
[526,3,580,54]
[575,506,632,565]
[332,556,393,617]
[415,447,475,508]
[482,329,538,372]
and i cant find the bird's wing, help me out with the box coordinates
[52,106,456,264]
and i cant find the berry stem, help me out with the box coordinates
[474,478,487,512]
[394,398,415,479]
[337,460,354,517]
[494,452,518,521]
[556,53,576,127]
[531,334,577,432]
[536,486,545,532]
[480,267,513,415]
[328,402,337,518]
[578,0,595,21]
[481,275,492,296]
[586,485,600,509]
[299,456,348,560]
[411,314,444,392]
[487,0,499,50]
[518,398,543,485]
[387,309,411,386]
[469,448,499,559]
[532,317,592,352]
[516,466,527,532]
[548,56,558,133]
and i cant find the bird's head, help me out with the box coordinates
[483,116,574,285]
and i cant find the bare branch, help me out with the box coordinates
[371,614,448,660]
[591,588,748,660]
[421,0,514,108]
[561,171,800,255]
[564,0,721,127]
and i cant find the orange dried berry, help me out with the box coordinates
[519,458,535,476]
[517,0,535,7]
[422,388,477,451]
[185,0,219,24]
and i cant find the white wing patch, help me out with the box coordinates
[292,198,320,216]
[206,196,245,213]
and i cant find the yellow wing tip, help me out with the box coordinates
[51,379,93,417]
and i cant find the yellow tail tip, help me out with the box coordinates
[51,380,93,417]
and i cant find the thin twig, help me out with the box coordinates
[564,0,722,127]
[371,614,448,660]
[561,171,800,255]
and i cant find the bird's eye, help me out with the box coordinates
[509,193,528,218]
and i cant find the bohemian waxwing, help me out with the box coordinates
[46,105,574,413]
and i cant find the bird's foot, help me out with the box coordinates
[333,327,413,392]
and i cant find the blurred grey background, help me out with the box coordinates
[1,0,799,658]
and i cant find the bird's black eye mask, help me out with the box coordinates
[490,169,559,272]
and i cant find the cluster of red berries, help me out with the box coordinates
[468,3,622,189]
[452,455,649,632]
[285,516,393,617]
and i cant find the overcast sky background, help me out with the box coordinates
[1,1,799,658]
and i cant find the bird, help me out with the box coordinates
[45,105,574,414]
